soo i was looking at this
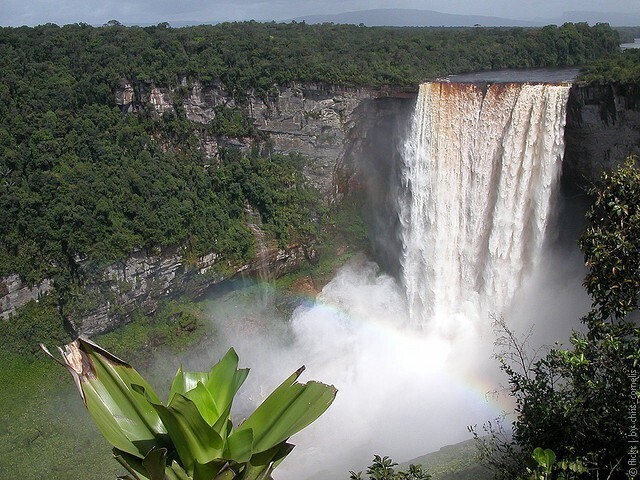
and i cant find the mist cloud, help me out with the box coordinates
[192,257,512,479]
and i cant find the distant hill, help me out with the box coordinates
[291,8,640,28]
[305,438,492,480]
[401,438,492,480]
[292,8,537,27]
[554,10,640,26]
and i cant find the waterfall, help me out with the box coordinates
[400,82,570,325]
[245,204,273,305]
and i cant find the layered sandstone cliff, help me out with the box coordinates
[564,83,640,187]
[2,79,638,335]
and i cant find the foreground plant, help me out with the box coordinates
[41,337,336,480]
[521,448,587,480]
[349,455,432,480]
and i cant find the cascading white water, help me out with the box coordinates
[400,82,570,325]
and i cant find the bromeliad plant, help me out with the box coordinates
[41,337,336,480]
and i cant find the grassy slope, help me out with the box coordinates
[0,299,207,479]
[0,353,120,479]
[401,439,492,480]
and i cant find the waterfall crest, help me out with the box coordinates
[400,82,570,325]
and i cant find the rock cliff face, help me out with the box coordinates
[113,78,640,196]
[67,81,415,334]
[67,242,308,336]
[3,79,638,334]
[563,83,640,187]
[0,275,52,320]
[2,79,400,334]
[114,79,412,197]
[247,84,380,195]
[335,96,415,275]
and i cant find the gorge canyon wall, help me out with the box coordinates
[1,79,638,334]
[563,82,640,188]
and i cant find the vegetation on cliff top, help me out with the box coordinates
[615,26,640,44]
[578,47,640,83]
[0,21,620,281]
[0,22,620,93]
[0,21,624,338]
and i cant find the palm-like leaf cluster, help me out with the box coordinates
[41,337,336,480]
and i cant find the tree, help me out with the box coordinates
[483,158,640,480]
[580,156,640,321]
[349,455,431,480]
[41,337,336,480]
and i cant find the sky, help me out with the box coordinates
[0,0,638,27]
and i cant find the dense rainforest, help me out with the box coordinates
[0,20,637,480]
[0,21,626,349]
[616,26,640,43]
[0,21,621,274]
[578,47,640,82]
[0,21,621,92]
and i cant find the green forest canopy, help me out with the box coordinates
[579,47,640,83]
[0,21,621,94]
[0,20,635,478]
[0,22,623,290]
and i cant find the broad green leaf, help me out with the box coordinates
[117,448,182,480]
[114,449,152,480]
[224,428,254,463]
[142,388,224,474]
[41,337,166,458]
[267,443,294,474]
[214,469,236,480]
[169,348,249,436]
[240,442,294,480]
[193,460,231,480]
[205,349,250,416]
[169,367,209,405]
[168,460,194,480]
[142,448,168,480]
[185,381,221,426]
[211,414,234,442]
[236,367,336,453]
